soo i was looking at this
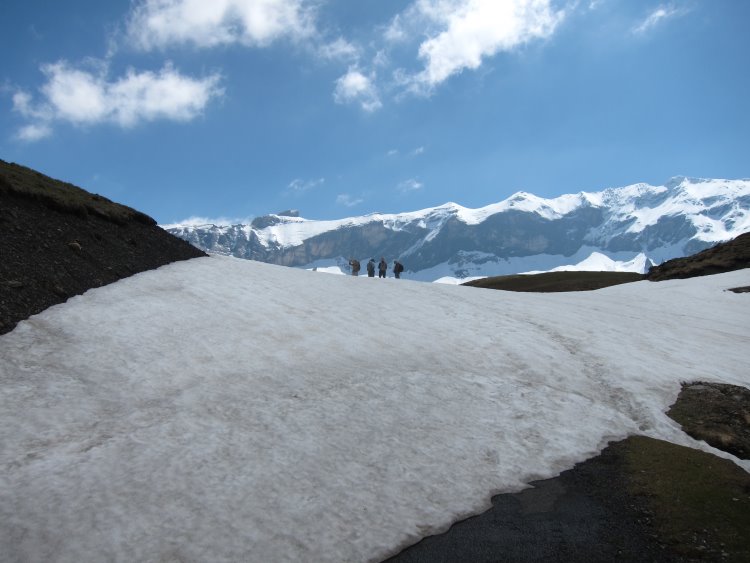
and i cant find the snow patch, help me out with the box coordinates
[1,257,748,561]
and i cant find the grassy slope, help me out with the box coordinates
[463,271,644,292]
[622,436,750,560]
[646,232,750,282]
[0,159,155,226]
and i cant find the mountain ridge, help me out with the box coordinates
[165,177,750,281]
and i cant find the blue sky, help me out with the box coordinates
[2,1,749,224]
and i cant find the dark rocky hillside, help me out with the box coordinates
[647,232,750,281]
[0,159,205,335]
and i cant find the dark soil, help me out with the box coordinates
[668,382,750,461]
[0,159,205,335]
[2,159,749,562]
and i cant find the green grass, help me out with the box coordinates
[462,271,644,292]
[623,436,750,559]
[0,159,155,226]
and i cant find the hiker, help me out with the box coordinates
[378,257,388,278]
[349,258,360,276]
[367,258,376,277]
[393,260,404,279]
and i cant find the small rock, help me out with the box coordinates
[68,240,82,252]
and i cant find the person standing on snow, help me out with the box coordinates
[367,258,376,277]
[349,258,360,276]
[393,260,404,279]
[378,257,388,278]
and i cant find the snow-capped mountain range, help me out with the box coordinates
[164,177,750,282]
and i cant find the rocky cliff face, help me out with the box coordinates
[165,177,750,280]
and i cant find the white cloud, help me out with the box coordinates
[40,63,115,125]
[13,61,223,140]
[393,0,566,93]
[12,91,51,121]
[632,4,687,35]
[288,177,324,193]
[16,123,53,142]
[384,13,409,44]
[336,193,364,207]
[398,178,424,192]
[318,38,360,62]
[126,0,316,50]
[372,50,390,68]
[385,147,424,158]
[333,67,382,112]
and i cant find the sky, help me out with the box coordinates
[1,1,749,225]
[1,256,748,560]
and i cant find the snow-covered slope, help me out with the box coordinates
[164,177,750,280]
[1,257,748,562]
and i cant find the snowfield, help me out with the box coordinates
[1,256,749,562]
